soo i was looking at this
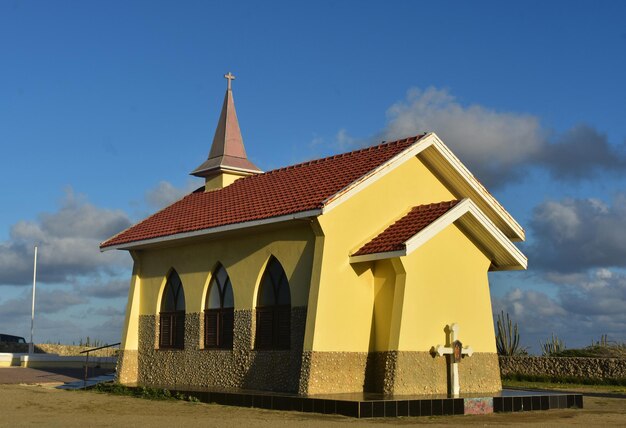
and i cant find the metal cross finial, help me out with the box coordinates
[224,72,235,90]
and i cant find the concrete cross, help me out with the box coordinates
[224,72,235,90]
[435,323,473,396]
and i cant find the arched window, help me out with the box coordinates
[205,264,234,349]
[255,256,291,350]
[159,270,185,349]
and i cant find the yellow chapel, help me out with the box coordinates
[101,74,527,395]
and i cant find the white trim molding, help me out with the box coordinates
[100,209,322,252]
[322,133,525,242]
[349,198,527,270]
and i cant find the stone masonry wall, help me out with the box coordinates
[299,351,501,395]
[133,307,307,393]
[500,356,626,379]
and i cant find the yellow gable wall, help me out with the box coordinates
[310,156,456,352]
[396,222,496,352]
[136,222,316,315]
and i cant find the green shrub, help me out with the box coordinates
[550,339,626,358]
[93,383,188,401]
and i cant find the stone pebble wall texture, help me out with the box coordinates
[295,350,501,395]
[134,307,307,393]
[500,356,626,379]
[124,304,504,395]
[299,351,368,394]
[391,351,502,395]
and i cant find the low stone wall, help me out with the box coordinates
[0,343,118,357]
[500,356,626,380]
[21,354,117,370]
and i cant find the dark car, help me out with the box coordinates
[0,334,27,343]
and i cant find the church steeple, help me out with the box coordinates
[191,73,262,191]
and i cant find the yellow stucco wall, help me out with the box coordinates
[204,171,247,191]
[310,156,457,352]
[370,259,397,351]
[395,222,496,352]
[120,251,141,351]
[135,222,315,317]
[120,154,502,360]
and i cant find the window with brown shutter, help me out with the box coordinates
[204,264,235,349]
[159,270,186,349]
[255,257,291,350]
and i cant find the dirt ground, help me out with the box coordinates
[0,384,624,427]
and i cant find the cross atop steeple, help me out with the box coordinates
[224,72,235,90]
[191,73,262,190]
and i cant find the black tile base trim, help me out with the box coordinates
[139,387,583,419]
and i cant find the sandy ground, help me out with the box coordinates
[0,384,624,428]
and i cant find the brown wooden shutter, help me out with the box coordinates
[205,310,218,348]
[255,307,274,349]
[221,308,234,349]
[174,311,185,349]
[160,313,171,348]
[276,306,291,349]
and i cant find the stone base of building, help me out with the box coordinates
[126,308,307,393]
[116,350,138,385]
[299,350,501,395]
[120,309,500,395]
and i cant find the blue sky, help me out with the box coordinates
[1,1,625,351]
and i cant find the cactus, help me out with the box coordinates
[495,311,521,356]
[592,334,610,347]
[540,333,566,356]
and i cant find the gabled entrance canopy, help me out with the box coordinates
[349,198,527,271]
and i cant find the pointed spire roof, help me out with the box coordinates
[191,72,262,177]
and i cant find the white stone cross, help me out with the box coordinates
[224,72,235,90]
[435,323,473,396]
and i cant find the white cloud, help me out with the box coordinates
[329,87,626,189]
[145,180,200,210]
[536,125,626,180]
[77,278,129,299]
[528,194,626,272]
[0,288,87,318]
[0,189,132,286]
[493,268,626,352]
[385,87,545,186]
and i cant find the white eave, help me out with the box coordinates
[100,209,322,251]
[349,198,527,271]
[103,132,525,252]
[322,133,525,242]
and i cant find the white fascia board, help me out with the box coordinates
[428,133,525,241]
[193,165,262,176]
[403,198,473,254]
[100,209,322,252]
[405,198,527,269]
[320,132,524,242]
[321,134,437,214]
[351,198,527,269]
[489,264,527,272]
[218,165,263,175]
[349,250,406,264]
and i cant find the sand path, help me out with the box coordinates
[0,384,624,427]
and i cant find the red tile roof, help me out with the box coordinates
[101,135,427,249]
[352,200,460,256]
